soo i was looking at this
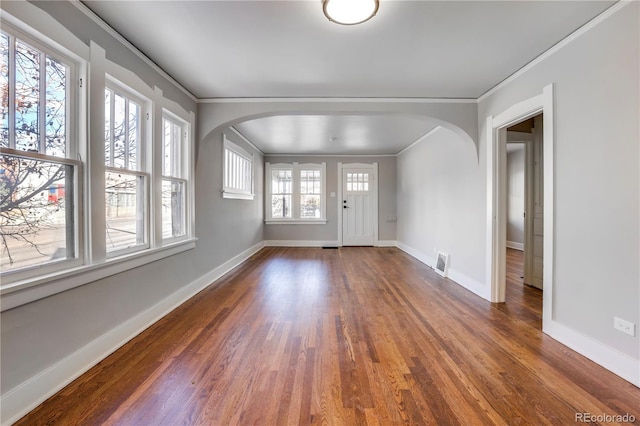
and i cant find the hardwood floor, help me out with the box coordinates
[16,247,640,425]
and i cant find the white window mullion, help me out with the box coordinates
[124,97,130,169]
[109,89,115,167]
[7,35,16,149]
[38,50,46,154]
[292,162,300,220]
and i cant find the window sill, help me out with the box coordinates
[265,219,328,225]
[0,238,198,312]
[222,191,255,200]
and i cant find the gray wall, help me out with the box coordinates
[397,127,486,285]
[507,146,525,247]
[263,155,397,243]
[478,2,639,358]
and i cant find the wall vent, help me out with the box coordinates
[435,252,450,277]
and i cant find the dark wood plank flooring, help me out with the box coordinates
[15,247,640,425]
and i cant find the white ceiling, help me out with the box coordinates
[234,114,441,155]
[83,0,615,154]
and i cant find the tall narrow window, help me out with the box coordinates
[0,29,80,276]
[300,168,322,219]
[162,115,187,240]
[104,85,148,254]
[271,168,292,218]
[222,135,254,200]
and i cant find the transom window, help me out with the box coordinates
[265,162,326,224]
[0,27,81,277]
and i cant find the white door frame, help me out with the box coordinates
[486,84,554,332]
[337,162,378,247]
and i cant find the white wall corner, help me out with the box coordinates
[544,320,640,387]
[0,241,265,426]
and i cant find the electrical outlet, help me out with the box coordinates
[614,317,635,336]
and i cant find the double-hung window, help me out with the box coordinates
[0,26,82,279]
[222,135,254,200]
[0,11,197,310]
[161,114,188,240]
[265,162,326,224]
[104,84,148,255]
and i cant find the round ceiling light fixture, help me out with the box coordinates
[323,0,379,25]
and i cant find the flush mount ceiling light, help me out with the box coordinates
[323,0,379,25]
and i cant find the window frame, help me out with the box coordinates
[222,135,254,200]
[0,11,198,312]
[265,162,327,225]
[160,111,189,243]
[104,79,150,257]
[0,22,84,282]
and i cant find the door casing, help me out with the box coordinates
[486,84,554,334]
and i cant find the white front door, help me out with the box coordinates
[342,167,374,246]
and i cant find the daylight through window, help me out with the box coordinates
[0,29,80,275]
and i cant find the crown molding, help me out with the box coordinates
[228,126,264,156]
[71,0,630,108]
[477,0,632,102]
[71,0,197,103]
[263,153,396,158]
[198,97,478,104]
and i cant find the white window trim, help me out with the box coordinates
[1,237,197,311]
[0,13,198,311]
[265,162,327,225]
[0,22,85,283]
[222,135,254,200]
[160,111,191,244]
[104,79,151,258]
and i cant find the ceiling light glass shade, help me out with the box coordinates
[323,0,379,25]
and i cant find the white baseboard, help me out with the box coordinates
[397,242,435,268]
[0,241,265,426]
[375,240,398,247]
[397,242,490,301]
[506,241,524,251]
[544,320,640,387]
[264,240,339,247]
[447,268,490,300]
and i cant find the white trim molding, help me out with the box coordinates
[545,321,640,387]
[198,97,477,104]
[506,241,525,251]
[0,241,264,426]
[375,240,398,247]
[477,1,632,102]
[485,84,554,322]
[264,240,339,247]
[397,242,490,300]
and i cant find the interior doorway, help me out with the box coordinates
[504,115,544,323]
[506,114,544,292]
[487,84,554,332]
